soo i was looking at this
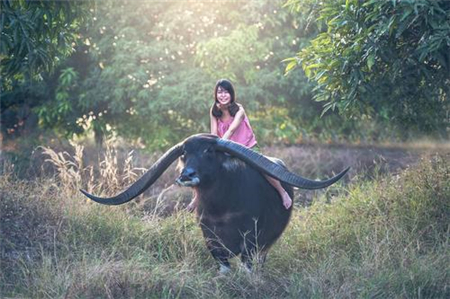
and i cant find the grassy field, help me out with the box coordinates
[1,144,449,298]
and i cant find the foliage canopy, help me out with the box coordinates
[2,0,319,148]
[286,0,450,137]
[0,0,91,80]
[3,0,449,150]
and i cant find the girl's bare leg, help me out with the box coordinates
[264,175,292,209]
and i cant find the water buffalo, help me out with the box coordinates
[80,133,349,273]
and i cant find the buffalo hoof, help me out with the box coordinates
[219,264,231,275]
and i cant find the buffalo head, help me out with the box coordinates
[80,133,349,205]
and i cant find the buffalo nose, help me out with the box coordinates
[176,167,200,186]
[181,167,196,180]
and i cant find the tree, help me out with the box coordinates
[285,0,450,137]
[0,0,92,139]
[5,0,336,148]
[0,0,91,79]
[30,0,319,148]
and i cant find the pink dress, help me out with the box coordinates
[217,115,257,148]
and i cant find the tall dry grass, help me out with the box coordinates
[39,140,147,197]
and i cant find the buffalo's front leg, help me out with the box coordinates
[206,238,232,273]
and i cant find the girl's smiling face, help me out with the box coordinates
[216,86,231,106]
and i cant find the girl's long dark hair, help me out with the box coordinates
[211,79,240,117]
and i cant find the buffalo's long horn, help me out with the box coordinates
[80,143,184,205]
[215,139,349,189]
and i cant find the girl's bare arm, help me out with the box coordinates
[222,108,245,140]
[210,108,218,135]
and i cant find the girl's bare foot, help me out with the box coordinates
[186,198,198,212]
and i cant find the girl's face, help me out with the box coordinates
[216,86,231,106]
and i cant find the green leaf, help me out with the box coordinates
[285,60,298,74]
[367,54,375,70]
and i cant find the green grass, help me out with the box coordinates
[1,154,449,298]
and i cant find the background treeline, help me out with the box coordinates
[1,0,449,152]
